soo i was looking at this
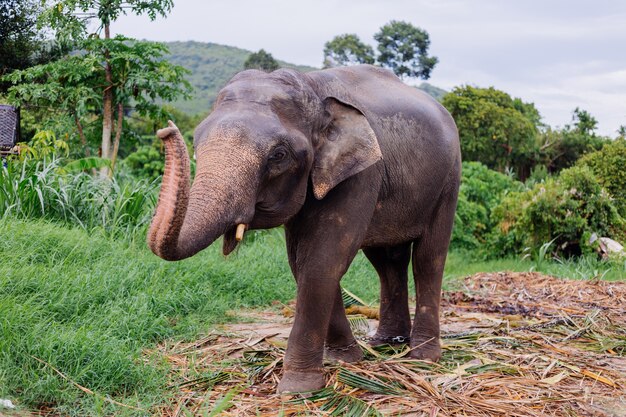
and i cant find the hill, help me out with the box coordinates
[164,41,447,115]
[164,41,316,115]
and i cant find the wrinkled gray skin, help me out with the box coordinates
[148,65,460,393]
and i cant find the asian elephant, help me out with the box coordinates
[148,64,461,393]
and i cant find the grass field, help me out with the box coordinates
[1,218,624,415]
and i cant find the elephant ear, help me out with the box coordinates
[311,97,382,199]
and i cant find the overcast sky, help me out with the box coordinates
[112,0,626,136]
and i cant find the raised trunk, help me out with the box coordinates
[147,122,250,261]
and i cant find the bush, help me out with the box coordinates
[123,143,165,181]
[451,162,522,250]
[0,157,157,238]
[578,138,626,216]
[489,165,625,257]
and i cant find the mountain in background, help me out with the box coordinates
[164,41,447,115]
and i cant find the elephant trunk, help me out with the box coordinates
[147,121,254,261]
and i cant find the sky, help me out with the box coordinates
[112,0,626,136]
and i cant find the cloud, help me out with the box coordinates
[112,0,626,135]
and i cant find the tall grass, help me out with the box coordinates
[0,219,295,415]
[0,158,157,239]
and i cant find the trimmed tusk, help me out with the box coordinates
[235,224,246,241]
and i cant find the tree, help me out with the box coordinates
[538,108,607,174]
[323,34,375,68]
[570,107,598,136]
[5,37,190,168]
[0,0,64,90]
[374,20,438,80]
[244,49,279,72]
[442,85,540,178]
[40,0,176,176]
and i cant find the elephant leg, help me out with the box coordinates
[409,190,457,361]
[278,176,379,394]
[285,238,362,364]
[363,244,412,346]
[324,286,363,363]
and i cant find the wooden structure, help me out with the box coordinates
[0,105,20,158]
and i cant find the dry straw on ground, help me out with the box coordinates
[155,272,626,416]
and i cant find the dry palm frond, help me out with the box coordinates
[153,272,626,416]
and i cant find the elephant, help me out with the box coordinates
[148,64,461,393]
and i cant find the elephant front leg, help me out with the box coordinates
[278,172,379,394]
[278,274,341,393]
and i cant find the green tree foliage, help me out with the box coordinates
[123,143,165,181]
[37,0,177,176]
[4,1,190,175]
[323,34,375,68]
[538,108,608,174]
[0,0,66,91]
[490,166,625,257]
[442,86,540,178]
[5,37,190,163]
[579,138,626,217]
[452,162,522,250]
[374,20,438,80]
[243,49,280,72]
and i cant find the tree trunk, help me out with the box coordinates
[100,23,113,178]
[73,114,90,157]
[109,102,123,177]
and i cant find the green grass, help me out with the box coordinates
[1,218,624,415]
[0,219,295,415]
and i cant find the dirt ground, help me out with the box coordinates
[156,272,626,416]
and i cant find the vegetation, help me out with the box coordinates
[0,0,66,84]
[452,162,522,251]
[243,49,280,72]
[3,1,191,177]
[0,158,156,238]
[442,85,541,178]
[163,41,316,115]
[489,166,625,258]
[538,108,608,173]
[2,5,625,415]
[37,0,185,177]
[0,218,295,414]
[323,34,376,68]
[578,138,626,216]
[374,20,438,80]
[324,21,437,80]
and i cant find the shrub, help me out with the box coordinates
[489,165,625,257]
[578,138,626,216]
[0,157,157,238]
[123,143,165,181]
[451,162,522,250]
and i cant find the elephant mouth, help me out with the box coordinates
[222,225,240,256]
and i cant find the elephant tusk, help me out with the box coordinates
[235,224,246,242]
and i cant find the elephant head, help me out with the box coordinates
[147,69,382,261]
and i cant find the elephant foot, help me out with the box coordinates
[409,337,441,362]
[367,333,410,347]
[324,340,363,363]
[277,369,326,394]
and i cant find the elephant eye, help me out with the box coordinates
[269,147,287,163]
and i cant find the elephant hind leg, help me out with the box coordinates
[363,243,412,346]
